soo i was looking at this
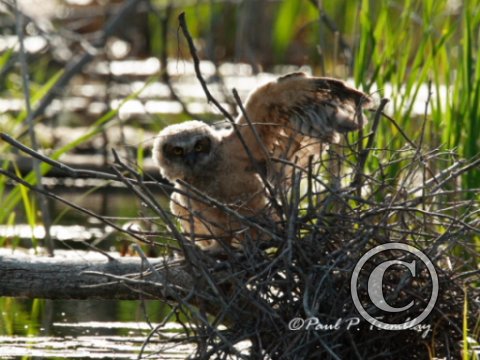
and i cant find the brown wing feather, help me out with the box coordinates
[235,72,373,162]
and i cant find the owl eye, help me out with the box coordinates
[172,147,184,156]
[194,138,211,153]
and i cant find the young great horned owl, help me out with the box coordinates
[153,72,372,249]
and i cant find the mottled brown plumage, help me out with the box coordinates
[153,72,372,249]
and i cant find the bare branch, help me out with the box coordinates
[177,12,234,122]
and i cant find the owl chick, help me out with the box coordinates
[153,72,372,249]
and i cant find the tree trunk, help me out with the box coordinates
[0,249,193,300]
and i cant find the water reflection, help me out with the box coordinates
[0,298,185,358]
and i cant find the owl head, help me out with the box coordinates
[153,120,223,182]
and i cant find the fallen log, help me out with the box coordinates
[0,249,193,300]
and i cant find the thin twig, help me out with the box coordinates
[151,3,200,120]
[381,110,418,149]
[177,12,282,220]
[110,150,191,250]
[0,168,149,243]
[407,156,480,200]
[177,12,234,122]
[0,132,163,186]
[176,179,279,240]
[231,88,283,214]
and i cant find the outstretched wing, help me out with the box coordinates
[234,72,373,163]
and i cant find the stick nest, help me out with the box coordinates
[147,141,480,360]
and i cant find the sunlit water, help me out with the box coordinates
[0,299,191,359]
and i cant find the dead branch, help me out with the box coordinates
[177,12,234,122]
[0,249,192,300]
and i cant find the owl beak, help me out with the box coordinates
[184,152,197,167]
